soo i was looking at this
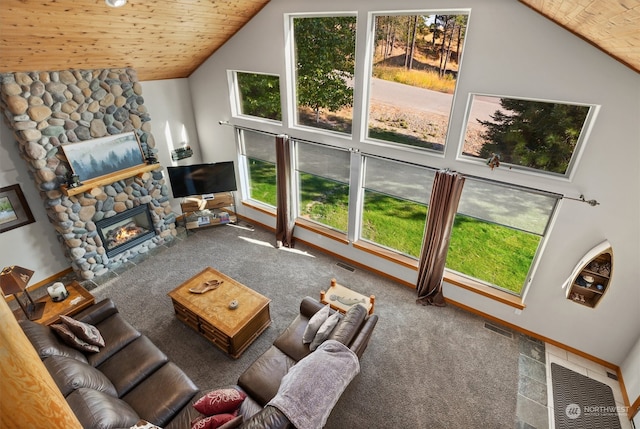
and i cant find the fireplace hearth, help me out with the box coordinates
[96,205,157,258]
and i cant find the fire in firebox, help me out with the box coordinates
[106,221,149,250]
[95,205,157,258]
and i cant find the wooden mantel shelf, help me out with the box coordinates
[60,164,162,197]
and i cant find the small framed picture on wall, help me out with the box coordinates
[0,184,35,233]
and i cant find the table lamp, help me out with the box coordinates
[1,265,45,320]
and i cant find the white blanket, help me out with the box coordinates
[268,340,360,429]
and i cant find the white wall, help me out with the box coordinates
[0,124,69,284]
[622,335,640,419]
[187,0,640,366]
[141,78,203,214]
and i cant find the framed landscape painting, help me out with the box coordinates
[62,132,146,182]
[0,184,35,233]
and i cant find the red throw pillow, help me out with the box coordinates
[191,414,237,429]
[192,388,246,416]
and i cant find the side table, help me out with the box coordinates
[320,278,375,315]
[13,281,95,325]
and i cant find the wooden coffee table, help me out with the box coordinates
[167,267,271,359]
[13,281,95,326]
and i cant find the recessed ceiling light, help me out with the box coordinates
[105,0,127,7]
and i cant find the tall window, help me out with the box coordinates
[233,72,282,121]
[367,12,469,151]
[361,156,434,257]
[231,9,587,301]
[295,141,351,231]
[461,94,596,177]
[291,15,357,135]
[447,179,559,294]
[239,129,277,206]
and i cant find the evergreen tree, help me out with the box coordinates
[478,99,590,174]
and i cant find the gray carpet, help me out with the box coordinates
[551,363,621,429]
[89,223,520,428]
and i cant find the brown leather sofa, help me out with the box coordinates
[168,296,378,429]
[20,298,199,429]
[20,296,377,429]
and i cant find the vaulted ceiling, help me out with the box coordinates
[0,0,637,82]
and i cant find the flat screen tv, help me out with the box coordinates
[167,162,237,198]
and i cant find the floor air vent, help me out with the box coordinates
[336,262,355,272]
[607,371,618,381]
[484,322,514,338]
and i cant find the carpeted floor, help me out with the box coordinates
[88,222,520,428]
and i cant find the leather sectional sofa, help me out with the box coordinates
[20,296,378,429]
[169,296,378,428]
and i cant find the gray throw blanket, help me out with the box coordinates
[268,340,360,429]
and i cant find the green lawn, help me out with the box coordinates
[248,159,277,206]
[248,159,538,293]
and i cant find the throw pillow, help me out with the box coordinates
[60,315,105,347]
[129,420,163,429]
[191,414,236,429]
[51,323,100,353]
[302,304,330,344]
[192,388,246,416]
[309,312,341,351]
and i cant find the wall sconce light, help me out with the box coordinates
[0,266,45,320]
[105,0,127,7]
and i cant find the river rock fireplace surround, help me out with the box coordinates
[0,68,177,280]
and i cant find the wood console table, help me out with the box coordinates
[13,281,95,325]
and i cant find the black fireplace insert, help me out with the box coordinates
[96,205,156,258]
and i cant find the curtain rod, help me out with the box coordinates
[220,121,599,206]
[562,194,600,206]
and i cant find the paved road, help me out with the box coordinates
[370,78,499,122]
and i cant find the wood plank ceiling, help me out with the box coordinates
[0,0,637,81]
[0,0,270,81]
[518,0,640,73]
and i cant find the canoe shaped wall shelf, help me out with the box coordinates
[562,240,613,308]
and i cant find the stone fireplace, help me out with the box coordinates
[0,68,177,280]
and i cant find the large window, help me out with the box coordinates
[367,12,469,151]
[234,72,282,122]
[230,8,589,301]
[292,15,357,135]
[361,156,434,257]
[461,94,596,177]
[447,179,559,294]
[239,130,277,206]
[295,141,350,231]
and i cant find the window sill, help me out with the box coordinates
[354,240,525,310]
[294,218,349,245]
[443,271,525,310]
[238,202,525,310]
